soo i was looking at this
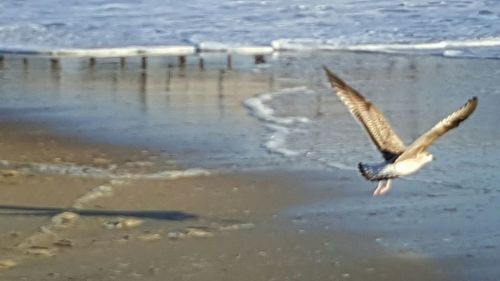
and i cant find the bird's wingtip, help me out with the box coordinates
[322,66,347,89]
[358,162,372,180]
[322,65,331,74]
[468,96,478,109]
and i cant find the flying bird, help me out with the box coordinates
[323,66,478,196]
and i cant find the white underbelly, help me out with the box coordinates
[393,159,429,176]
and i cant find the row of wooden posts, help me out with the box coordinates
[0,54,267,70]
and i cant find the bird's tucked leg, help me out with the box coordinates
[372,179,392,196]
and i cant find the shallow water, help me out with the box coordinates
[268,53,500,191]
[0,55,290,169]
[0,52,499,279]
[258,52,500,280]
[0,53,499,188]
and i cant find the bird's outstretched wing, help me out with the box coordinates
[396,97,478,162]
[324,66,406,161]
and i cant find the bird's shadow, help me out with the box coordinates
[0,205,198,221]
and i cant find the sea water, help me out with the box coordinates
[1,52,497,194]
[1,0,500,58]
[251,52,500,273]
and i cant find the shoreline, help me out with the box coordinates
[0,121,452,281]
[1,52,498,280]
[1,37,500,60]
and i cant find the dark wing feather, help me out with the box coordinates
[395,97,478,162]
[324,66,406,161]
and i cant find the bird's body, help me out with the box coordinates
[359,151,434,181]
[323,66,477,196]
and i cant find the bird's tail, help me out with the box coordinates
[358,162,385,181]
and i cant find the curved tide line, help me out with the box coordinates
[243,86,312,126]
[114,168,210,180]
[264,124,301,157]
[0,160,210,180]
[243,87,312,157]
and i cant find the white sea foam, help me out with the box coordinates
[264,124,301,157]
[271,37,500,56]
[72,184,114,209]
[114,168,210,180]
[0,160,210,180]
[198,42,273,54]
[1,38,500,59]
[243,87,311,126]
[345,38,500,53]
[229,46,274,55]
[197,42,231,52]
[442,50,464,57]
[243,87,312,157]
[0,46,196,58]
[1,0,499,59]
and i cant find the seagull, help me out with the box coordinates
[323,66,478,196]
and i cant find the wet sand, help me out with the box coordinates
[1,53,498,280]
[0,122,451,281]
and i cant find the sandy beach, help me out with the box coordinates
[0,121,450,281]
[0,53,498,280]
